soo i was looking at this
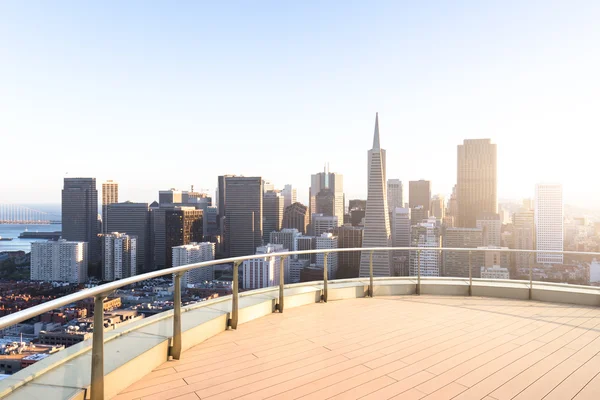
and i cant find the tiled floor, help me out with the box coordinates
[115,296,600,400]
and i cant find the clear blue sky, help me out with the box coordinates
[1,1,599,208]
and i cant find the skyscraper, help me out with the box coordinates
[315,188,336,217]
[332,225,363,278]
[223,176,263,257]
[310,166,344,226]
[105,202,150,273]
[430,195,445,220]
[316,233,338,279]
[391,207,411,276]
[457,139,497,228]
[31,240,88,283]
[387,179,404,213]
[282,202,309,234]
[409,217,441,277]
[102,232,137,281]
[409,180,431,217]
[281,184,297,209]
[312,214,338,236]
[159,189,183,204]
[513,209,535,272]
[476,212,502,247]
[263,190,284,243]
[269,228,301,253]
[62,178,100,266]
[165,208,203,268]
[535,183,563,264]
[101,180,118,234]
[359,113,391,277]
[442,228,483,277]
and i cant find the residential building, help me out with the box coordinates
[481,266,510,280]
[331,224,363,278]
[312,214,338,236]
[387,179,404,213]
[269,229,301,254]
[282,202,309,234]
[359,113,391,277]
[316,233,338,279]
[31,240,88,283]
[105,202,150,273]
[172,242,215,286]
[442,228,483,278]
[61,177,99,264]
[409,180,431,217]
[101,180,118,234]
[409,218,441,276]
[165,208,203,268]
[242,244,289,289]
[102,233,137,281]
[476,212,502,247]
[535,183,564,264]
[391,207,411,276]
[281,184,297,209]
[263,190,284,243]
[457,139,497,228]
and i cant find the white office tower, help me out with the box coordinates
[281,184,297,209]
[316,232,338,279]
[535,183,564,264]
[270,229,301,254]
[172,242,215,286]
[392,207,411,276]
[409,217,441,276]
[360,113,391,277]
[242,244,289,289]
[103,232,137,281]
[31,240,88,283]
[387,179,404,213]
[312,214,338,236]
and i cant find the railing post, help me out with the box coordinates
[529,252,533,300]
[229,261,240,329]
[170,272,183,360]
[369,250,374,297]
[278,256,286,313]
[90,294,106,400]
[416,249,421,295]
[322,252,328,303]
[468,250,472,296]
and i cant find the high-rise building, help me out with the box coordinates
[409,180,431,217]
[387,179,404,213]
[102,233,137,281]
[105,202,150,273]
[457,139,497,228]
[222,176,263,258]
[479,246,510,269]
[31,240,88,283]
[159,189,183,205]
[430,195,445,220]
[203,206,219,237]
[349,199,367,227]
[263,190,284,243]
[359,113,391,277]
[101,180,118,234]
[409,217,441,277]
[282,202,309,234]
[312,214,338,236]
[331,224,363,278]
[535,183,564,264]
[310,166,344,225]
[391,207,411,276]
[522,198,534,211]
[411,205,426,226]
[262,180,275,193]
[172,242,215,286]
[281,184,297,209]
[242,244,289,289]
[165,208,203,268]
[476,212,502,247]
[289,259,309,283]
[442,228,483,277]
[269,229,301,253]
[446,185,459,220]
[62,178,100,265]
[316,233,338,279]
[513,210,535,272]
[295,236,316,262]
[315,188,336,218]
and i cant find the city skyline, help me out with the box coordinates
[2,3,600,208]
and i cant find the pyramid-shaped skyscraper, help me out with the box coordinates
[359,113,391,277]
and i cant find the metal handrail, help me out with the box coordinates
[1,246,599,399]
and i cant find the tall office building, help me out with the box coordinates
[269,228,301,253]
[310,166,344,225]
[222,176,263,258]
[315,233,338,279]
[101,180,118,234]
[359,113,391,277]
[315,188,336,218]
[442,228,483,277]
[476,212,502,247]
[62,178,100,265]
[102,232,137,281]
[203,206,219,237]
[387,179,404,213]
[263,190,284,243]
[331,225,363,278]
[411,205,427,226]
[409,217,441,276]
[31,240,88,283]
[457,139,497,228]
[242,244,289,289]
[296,235,316,262]
[409,180,431,217]
[159,189,183,205]
[513,210,535,271]
[535,183,563,264]
[172,242,215,286]
[430,195,445,220]
[312,214,338,236]
[105,202,150,273]
[391,207,411,276]
[282,202,309,234]
[165,208,203,268]
[281,184,297,209]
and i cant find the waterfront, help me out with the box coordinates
[0,224,62,253]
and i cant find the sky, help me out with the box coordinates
[1,1,599,208]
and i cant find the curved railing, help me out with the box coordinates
[0,247,599,399]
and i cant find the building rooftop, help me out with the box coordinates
[117,295,600,400]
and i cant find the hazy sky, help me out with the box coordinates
[1,1,599,208]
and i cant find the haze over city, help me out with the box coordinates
[2,1,600,208]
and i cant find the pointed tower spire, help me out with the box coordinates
[373,112,380,149]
